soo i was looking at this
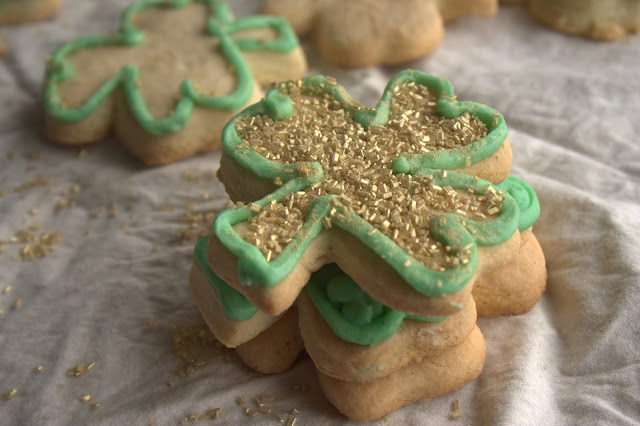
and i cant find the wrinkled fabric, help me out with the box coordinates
[0,1,638,424]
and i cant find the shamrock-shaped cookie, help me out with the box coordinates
[43,0,307,165]
[261,0,498,67]
[504,0,640,40]
[208,70,540,318]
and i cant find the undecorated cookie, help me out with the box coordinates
[504,0,640,40]
[262,0,498,67]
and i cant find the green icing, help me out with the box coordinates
[42,0,300,136]
[193,236,258,321]
[496,175,540,231]
[306,265,448,346]
[212,70,541,300]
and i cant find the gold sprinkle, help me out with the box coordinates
[2,286,11,294]
[198,408,220,420]
[236,397,246,406]
[234,82,493,271]
[29,207,38,216]
[90,403,101,409]
[286,417,298,426]
[244,407,259,417]
[167,381,175,388]
[67,362,95,377]
[81,394,92,402]
[11,299,22,310]
[1,389,17,400]
[33,366,43,373]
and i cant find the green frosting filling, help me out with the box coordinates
[306,265,447,346]
[42,0,300,136]
[213,70,541,300]
[194,236,257,321]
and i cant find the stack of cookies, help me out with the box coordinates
[189,70,547,422]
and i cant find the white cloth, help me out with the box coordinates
[1,1,639,424]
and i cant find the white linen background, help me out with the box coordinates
[1,0,639,424]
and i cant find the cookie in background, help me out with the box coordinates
[42,0,307,166]
[261,0,498,68]
[502,0,640,40]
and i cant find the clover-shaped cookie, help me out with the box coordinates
[207,70,540,318]
[261,0,498,67]
[43,0,307,165]
[504,0,640,40]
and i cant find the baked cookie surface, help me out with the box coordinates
[0,0,62,26]
[42,0,307,165]
[261,0,498,67]
[505,0,640,40]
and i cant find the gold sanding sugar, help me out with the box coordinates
[67,362,96,377]
[235,82,502,270]
[1,389,17,400]
[19,231,63,261]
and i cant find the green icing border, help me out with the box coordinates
[194,236,257,321]
[306,264,448,346]
[213,70,541,298]
[42,0,300,136]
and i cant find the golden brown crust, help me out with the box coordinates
[299,292,478,382]
[317,326,486,423]
[473,231,547,316]
[505,0,640,40]
[188,259,280,348]
[262,0,497,67]
[235,307,304,374]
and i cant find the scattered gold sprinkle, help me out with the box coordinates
[67,362,96,377]
[171,324,228,377]
[290,408,299,415]
[108,202,118,218]
[29,207,38,216]
[90,403,101,409]
[14,177,53,192]
[244,407,259,417]
[11,299,22,310]
[25,151,42,160]
[292,383,311,392]
[54,199,76,213]
[236,397,246,406]
[450,399,461,419]
[1,389,17,400]
[33,366,43,373]
[286,417,298,426]
[197,408,220,420]
[167,380,175,388]
[81,394,92,402]
[2,285,11,294]
[18,230,63,261]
